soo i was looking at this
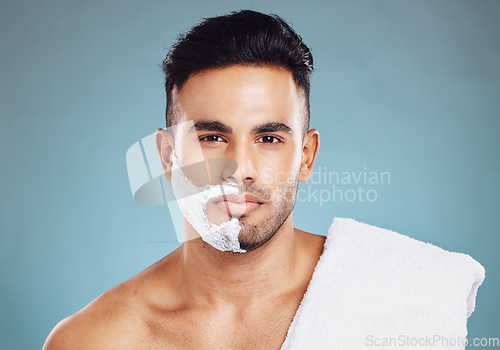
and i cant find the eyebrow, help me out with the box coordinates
[251,122,293,135]
[188,120,293,135]
[189,120,232,133]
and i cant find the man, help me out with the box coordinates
[44,10,484,350]
[45,10,323,349]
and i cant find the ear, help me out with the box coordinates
[155,128,175,182]
[299,129,320,182]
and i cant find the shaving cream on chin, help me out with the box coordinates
[170,153,246,253]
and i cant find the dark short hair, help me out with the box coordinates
[162,10,314,133]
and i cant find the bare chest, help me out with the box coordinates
[139,301,299,350]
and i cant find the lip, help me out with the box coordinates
[214,193,264,204]
[212,193,264,216]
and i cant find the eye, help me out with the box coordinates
[257,135,283,144]
[199,135,226,143]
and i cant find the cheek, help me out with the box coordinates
[258,154,301,188]
[268,173,299,208]
[175,134,205,165]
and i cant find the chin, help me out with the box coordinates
[237,226,277,252]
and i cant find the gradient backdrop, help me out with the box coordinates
[1,0,499,348]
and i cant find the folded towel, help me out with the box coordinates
[281,217,485,350]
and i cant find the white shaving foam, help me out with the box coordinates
[170,153,246,253]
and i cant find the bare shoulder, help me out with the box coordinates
[43,281,143,350]
[43,250,183,350]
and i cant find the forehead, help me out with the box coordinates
[172,65,305,129]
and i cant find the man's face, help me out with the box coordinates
[170,65,310,251]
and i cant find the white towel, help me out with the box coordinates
[281,217,485,350]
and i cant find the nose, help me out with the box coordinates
[223,142,258,184]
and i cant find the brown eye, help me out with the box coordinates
[257,136,282,144]
[200,135,225,142]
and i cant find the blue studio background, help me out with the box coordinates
[1,0,499,348]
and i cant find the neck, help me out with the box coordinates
[180,215,302,309]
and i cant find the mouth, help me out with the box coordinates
[212,193,264,217]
